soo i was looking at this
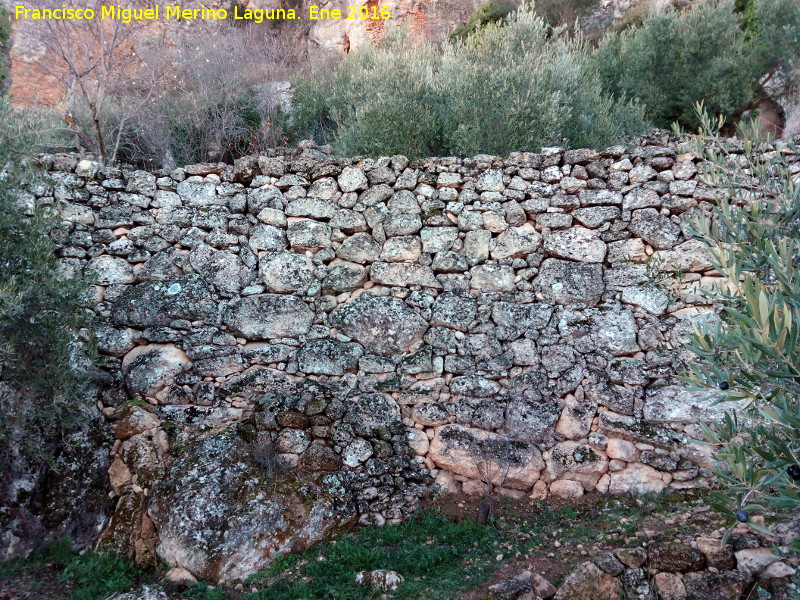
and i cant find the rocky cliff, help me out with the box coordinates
[0,132,761,581]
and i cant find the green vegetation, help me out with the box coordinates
[60,551,142,600]
[121,89,285,167]
[293,9,646,160]
[0,100,92,471]
[595,0,800,130]
[292,0,799,159]
[679,106,800,553]
[0,538,142,600]
[0,6,10,93]
[5,0,795,167]
[246,510,508,600]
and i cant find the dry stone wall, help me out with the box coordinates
[38,133,733,579]
[490,532,797,600]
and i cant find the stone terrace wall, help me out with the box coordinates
[37,133,733,578]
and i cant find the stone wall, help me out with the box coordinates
[491,532,796,600]
[37,133,734,580]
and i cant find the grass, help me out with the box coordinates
[245,509,513,600]
[60,550,142,600]
[0,538,142,600]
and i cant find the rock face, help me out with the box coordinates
[302,0,486,52]
[148,427,357,582]
[34,134,753,577]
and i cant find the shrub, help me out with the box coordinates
[294,30,444,159]
[439,9,645,157]
[118,24,296,167]
[594,0,800,130]
[251,431,285,480]
[0,99,91,471]
[293,9,647,159]
[18,13,297,167]
[679,106,800,552]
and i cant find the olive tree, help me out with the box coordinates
[679,105,800,552]
[595,0,800,131]
[0,99,92,472]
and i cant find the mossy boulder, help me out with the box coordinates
[148,426,356,582]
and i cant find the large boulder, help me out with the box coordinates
[122,345,190,398]
[112,277,217,328]
[259,252,315,293]
[224,294,314,339]
[534,259,604,306]
[149,427,357,582]
[428,424,545,491]
[554,561,624,600]
[329,293,428,356]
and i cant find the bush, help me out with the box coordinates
[117,24,296,167]
[439,9,645,157]
[679,106,800,551]
[293,9,647,159]
[0,99,91,470]
[594,0,800,130]
[18,14,297,167]
[293,30,444,159]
